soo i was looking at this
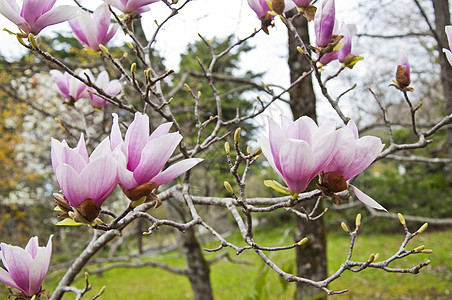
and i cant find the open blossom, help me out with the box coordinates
[69,4,118,51]
[0,236,52,297]
[395,49,411,89]
[110,112,203,202]
[321,120,386,211]
[104,0,160,14]
[319,23,358,66]
[258,116,340,194]
[51,134,118,223]
[0,0,78,35]
[50,69,89,103]
[314,0,335,47]
[443,25,452,66]
[85,70,122,108]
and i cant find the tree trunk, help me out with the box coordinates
[432,0,452,182]
[287,10,328,300]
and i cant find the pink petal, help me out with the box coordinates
[55,164,89,207]
[285,116,314,144]
[125,112,150,171]
[310,131,339,177]
[446,25,452,50]
[247,0,269,19]
[0,0,29,32]
[89,137,112,161]
[61,146,87,174]
[444,48,452,67]
[257,135,284,179]
[75,134,89,163]
[30,5,78,35]
[152,158,203,186]
[117,152,138,190]
[27,236,52,297]
[323,127,355,174]
[0,267,20,292]
[1,244,33,295]
[132,132,182,185]
[350,184,387,211]
[343,136,384,180]
[105,79,122,96]
[268,117,286,174]
[103,0,126,12]
[80,155,117,206]
[279,139,315,193]
[110,113,123,151]
[51,138,65,175]
[50,70,70,99]
[149,122,173,141]
[24,237,38,258]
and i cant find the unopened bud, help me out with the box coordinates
[297,237,308,245]
[417,223,428,234]
[99,44,110,55]
[184,83,191,92]
[131,63,136,73]
[31,296,37,300]
[145,69,151,78]
[341,222,349,233]
[253,147,262,156]
[367,253,375,263]
[224,181,234,194]
[414,245,425,251]
[425,259,431,265]
[253,155,260,162]
[397,213,406,225]
[85,272,89,281]
[296,46,306,54]
[126,42,134,49]
[197,91,202,98]
[374,253,380,261]
[247,146,251,154]
[16,35,27,47]
[355,213,362,227]
[225,142,230,153]
[421,249,433,254]
[234,128,241,142]
[98,286,106,296]
[28,33,38,49]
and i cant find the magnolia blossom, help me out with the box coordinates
[443,25,452,66]
[395,49,411,89]
[319,23,357,66]
[69,4,118,51]
[258,116,340,194]
[51,134,118,223]
[247,0,296,20]
[104,0,160,14]
[0,0,78,35]
[322,120,386,210]
[85,70,122,108]
[50,69,88,103]
[110,112,203,202]
[0,236,52,297]
[314,0,335,47]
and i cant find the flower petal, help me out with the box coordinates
[110,113,124,151]
[55,164,89,207]
[268,117,286,174]
[149,122,173,141]
[117,152,138,191]
[125,112,150,171]
[343,136,384,180]
[257,135,284,179]
[350,184,387,211]
[30,5,78,35]
[27,236,52,297]
[152,158,203,186]
[1,243,33,295]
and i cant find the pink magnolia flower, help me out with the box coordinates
[110,113,203,202]
[395,49,411,89]
[293,0,313,7]
[104,0,160,14]
[258,116,340,194]
[247,0,296,20]
[319,23,357,66]
[314,0,335,47]
[50,69,89,103]
[443,25,452,66]
[0,236,52,297]
[69,4,118,51]
[51,134,118,223]
[322,120,386,211]
[85,70,122,108]
[0,0,78,35]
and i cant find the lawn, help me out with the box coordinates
[34,224,452,300]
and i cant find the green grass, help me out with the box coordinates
[3,226,452,299]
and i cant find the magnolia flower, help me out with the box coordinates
[314,0,335,47]
[319,23,358,66]
[258,116,340,194]
[110,112,203,203]
[443,25,452,66]
[321,120,386,211]
[0,0,78,36]
[104,0,160,14]
[395,49,411,89]
[85,70,122,108]
[0,236,52,297]
[69,4,118,51]
[50,69,89,103]
[247,0,296,20]
[51,134,118,223]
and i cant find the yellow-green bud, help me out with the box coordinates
[297,237,308,246]
[31,296,37,300]
[425,259,431,265]
[99,44,110,55]
[234,128,241,143]
[184,83,191,92]
[367,253,375,263]
[253,147,262,156]
[131,63,136,73]
[247,146,251,154]
[145,69,151,78]
[224,142,230,153]
[224,181,234,194]
[355,213,362,227]
[253,155,259,162]
[374,253,380,261]
[28,33,38,49]
[421,249,433,254]
[16,35,27,47]
[98,286,106,295]
[417,223,428,234]
[85,272,89,281]
[197,91,202,98]
[397,213,406,225]
[414,245,425,251]
[341,222,349,233]
[126,42,134,49]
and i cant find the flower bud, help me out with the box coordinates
[395,50,411,89]
[297,237,308,245]
[414,245,425,251]
[131,62,136,73]
[355,213,362,227]
[224,181,234,194]
[421,249,433,254]
[416,223,428,234]
[397,213,406,225]
[234,128,241,143]
[341,222,349,233]
[225,142,230,154]
[99,44,110,55]
[367,253,375,263]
